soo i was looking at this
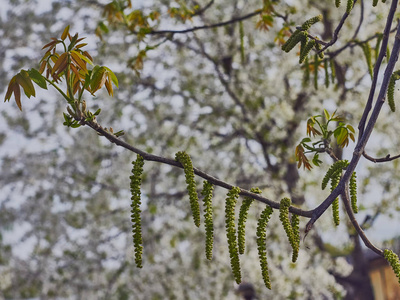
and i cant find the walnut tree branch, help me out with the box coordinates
[363,151,400,163]
[83,119,313,218]
[341,186,383,256]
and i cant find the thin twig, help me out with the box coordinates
[341,187,383,256]
[318,0,358,53]
[137,10,261,35]
[192,0,214,16]
[363,151,400,163]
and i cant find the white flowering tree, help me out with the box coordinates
[2,0,400,299]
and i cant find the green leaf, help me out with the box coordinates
[312,153,322,166]
[346,124,355,133]
[90,66,107,93]
[301,137,312,143]
[323,109,330,120]
[68,33,79,51]
[27,69,47,89]
[98,21,109,33]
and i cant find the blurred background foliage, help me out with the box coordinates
[1,0,400,299]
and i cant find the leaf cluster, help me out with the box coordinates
[4,26,118,115]
[295,110,355,170]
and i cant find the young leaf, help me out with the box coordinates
[61,25,70,41]
[16,70,35,98]
[68,33,79,51]
[90,66,107,93]
[51,52,68,75]
[104,66,119,88]
[13,83,22,111]
[70,50,93,66]
[70,51,88,72]
[27,69,47,89]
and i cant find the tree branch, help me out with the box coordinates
[363,151,400,163]
[83,119,314,218]
[140,10,261,35]
[341,186,383,256]
[357,0,399,138]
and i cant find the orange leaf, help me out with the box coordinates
[13,83,22,111]
[83,51,93,62]
[54,59,68,77]
[70,64,81,79]
[39,60,47,74]
[70,51,87,72]
[105,79,113,96]
[42,40,58,50]
[61,25,70,41]
[4,76,17,102]
[75,43,87,49]
[52,52,68,75]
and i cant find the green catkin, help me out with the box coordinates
[299,33,309,61]
[321,160,349,190]
[324,58,330,88]
[384,249,400,284]
[331,171,341,226]
[330,58,336,84]
[282,29,300,52]
[175,151,201,227]
[238,187,260,255]
[290,214,300,263]
[350,172,358,213]
[387,46,391,64]
[346,0,354,13]
[201,181,214,260]
[335,0,341,7]
[361,42,373,79]
[387,70,400,112]
[256,205,273,289]
[239,21,245,64]
[225,187,242,284]
[279,198,296,253]
[282,31,307,53]
[130,154,145,268]
[375,34,383,62]
[302,57,310,87]
[301,15,323,31]
[314,54,319,90]
[299,39,315,64]
[373,0,378,6]
[315,42,324,59]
